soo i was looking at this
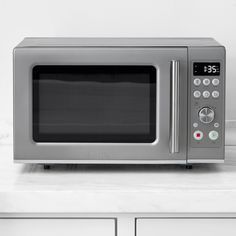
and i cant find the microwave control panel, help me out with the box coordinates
[189,59,224,148]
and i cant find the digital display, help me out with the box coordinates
[193,62,220,76]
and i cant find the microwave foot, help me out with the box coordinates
[186,164,193,169]
[43,164,51,170]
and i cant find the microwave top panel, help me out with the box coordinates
[15,37,223,48]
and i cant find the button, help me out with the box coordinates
[199,107,214,124]
[212,78,220,86]
[193,78,201,86]
[193,130,203,141]
[209,130,219,141]
[193,90,201,98]
[212,91,219,98]
[214,122,220,128]
[193,123,198,128]
[202,90,210,98]
[203,78,210,86]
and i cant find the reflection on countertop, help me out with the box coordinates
[0,145,236,214]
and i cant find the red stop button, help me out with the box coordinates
[193,130,203,141]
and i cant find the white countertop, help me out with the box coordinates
[1,145,236,214]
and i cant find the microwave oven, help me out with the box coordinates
[13,38,225,166]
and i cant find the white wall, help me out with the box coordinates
[1,0,236,122]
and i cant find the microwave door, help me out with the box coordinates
[14,47,188,163]
[32,65,156,143]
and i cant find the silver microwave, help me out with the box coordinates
[13,38,225,166]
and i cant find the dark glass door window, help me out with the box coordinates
[33,66,156,142]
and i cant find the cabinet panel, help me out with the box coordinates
[0,218,115,236]
[137,218,236,236]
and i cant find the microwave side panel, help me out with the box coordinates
[187,46,225,163]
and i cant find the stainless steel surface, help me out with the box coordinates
[170,60,180,153]
[13,38,225,164]
[14,46,188,163]
[187,46,225,162]
[199,107,215,124]
[14,159,187,164]
[16,37,222,48]
[188,159,224,164]
[225,120,236,146]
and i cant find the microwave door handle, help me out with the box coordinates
[170,60,180,154]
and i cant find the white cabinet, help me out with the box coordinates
[0,218,115,236]
[1,217,236,236]
[136,218,236,236]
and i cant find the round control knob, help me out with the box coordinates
[199,107,215,124]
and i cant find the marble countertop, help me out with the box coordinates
[1,145,236,214]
